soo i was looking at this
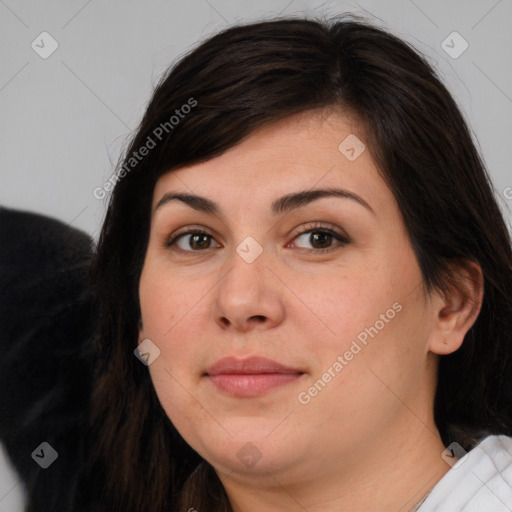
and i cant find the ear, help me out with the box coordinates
[428,259,484,355]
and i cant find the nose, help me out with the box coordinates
[211,241,286,332]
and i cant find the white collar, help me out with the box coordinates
[417,435,512,511]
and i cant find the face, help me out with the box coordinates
[138,109,440,488]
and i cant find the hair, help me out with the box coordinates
[81,12,512,512]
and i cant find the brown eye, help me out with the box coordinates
[166,230,220,252]
[292,223,349,253]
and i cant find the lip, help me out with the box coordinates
[204,356,304,398]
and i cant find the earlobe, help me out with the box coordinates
[428,259,484,355]
[431,335,460,355]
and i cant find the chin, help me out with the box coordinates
[196,431,304,478]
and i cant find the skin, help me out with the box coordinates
[138,109,483,511]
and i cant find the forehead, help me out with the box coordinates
[151,110,391,216]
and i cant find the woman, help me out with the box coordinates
[85,13,512,512]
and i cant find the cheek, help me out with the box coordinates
[299,266,398,351]
[139,265,207,393]
[294,296,427,440]
[139,268,175,337]
[139,260,202,343]
[144,307,208,443]
[299,251,424,382]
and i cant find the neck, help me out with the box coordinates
[214,420,449,512]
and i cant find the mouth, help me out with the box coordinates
[204,356,305,398]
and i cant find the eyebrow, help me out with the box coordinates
[154,187,375,217]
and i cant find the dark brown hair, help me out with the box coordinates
[82,13,512,512]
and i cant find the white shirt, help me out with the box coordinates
[418,435,512,511]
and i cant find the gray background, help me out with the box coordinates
[0,0,511,509]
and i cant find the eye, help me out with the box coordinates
[290,222,349,254]
[166,228,221,252]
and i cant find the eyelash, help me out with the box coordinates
[165,222,350,255]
